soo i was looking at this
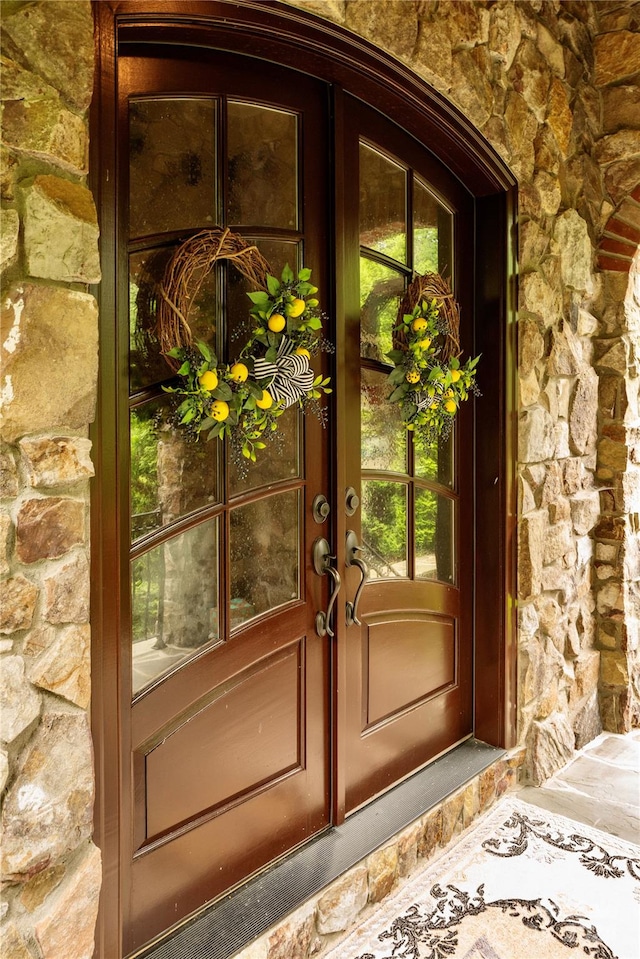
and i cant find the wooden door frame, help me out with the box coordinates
[90,3,517,956]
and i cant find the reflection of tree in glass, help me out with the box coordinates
[361,481,406,578]
[360,259,404,363]
[361,370,406,473]
[130,408,160,538]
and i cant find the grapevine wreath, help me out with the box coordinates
[385,272,479,443]
[156,228,332,464]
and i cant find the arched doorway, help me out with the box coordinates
[91,3,516,955]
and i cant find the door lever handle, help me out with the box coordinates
[345,530,369,627]
[312,537,341,638]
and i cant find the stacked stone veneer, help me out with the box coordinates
[0,0,639,956]
[0,2,101,957]
[233,752,522,959]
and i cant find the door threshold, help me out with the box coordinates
[135,739,504,959]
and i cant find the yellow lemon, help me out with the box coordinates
[256,390,273,410]
[416,337,431,350]
[267,313,286,333]
[444,388,454,399]
[198,369,218,391]
[229,362,249,383]
[295,347,310,358]
[287,298,306,318]
[406,370,420,384]
[444,399,457,414]
[210,400,229,421]
[450,369,461,382]
[412,317,428,333]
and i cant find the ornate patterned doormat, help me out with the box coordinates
[326,798,640,959]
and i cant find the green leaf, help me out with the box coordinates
[281,263,294,284]
[385,350,405,364]
[388,367,406,385]
[298,267,311,281]
[389,386,406,403]
[247,381,263,399]
[307,317,322,330]
[197,340,212,362]
[176,360,190,376]
[166,347,182,359]
[247,290,270,305]
[213,382,233,401]
[181,408,195,424]
[265,346,278,362]
[267,274,281,296]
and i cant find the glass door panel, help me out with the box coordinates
[131,516,220,695]
[129,97,217,238]
[227,102,298,228]
[359,141,407,261]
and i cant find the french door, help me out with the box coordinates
[101,33,479,958]
[339,98,475,812]
[119,50,331,951]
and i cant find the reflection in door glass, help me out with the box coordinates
[414,178,453,278]
[415,489,454,583]
[131,398,218,542]
[361,367,406,473]
[359,142,407,262]
[131,517,219,695]
[227,102,298,229]
[361,481,407,579]
[414,430,454,488]
[360,258,404,363]
[229,407,300,495]
[230,490,300,628]
[129,98,216,238]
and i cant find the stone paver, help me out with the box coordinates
[518,732,640,845]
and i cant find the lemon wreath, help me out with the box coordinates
[386,273,479,442]
[157,229,332,463]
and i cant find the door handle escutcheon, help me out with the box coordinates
[312,537,341,638]
[345,530,369,627]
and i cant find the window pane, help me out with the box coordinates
[226,239,301,358]
[130,398,218,541]
[227,102,297,229]
[361,480,407,579]
[360,257,404,363]
[229,406,301,495]
[130,248,218,394]
[230,490,300,628]
[361,367,406,473]
[360,142,407,262]
[132,518,219,695]
[414,177,453,279]
[415,489,454,584]
[414,430,454,487]
[129,98,216,238]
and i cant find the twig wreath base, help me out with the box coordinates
[386,273,479,444]
[157,229,332,464]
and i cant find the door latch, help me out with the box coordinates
[312,537,341,638]
[345,530,369,627]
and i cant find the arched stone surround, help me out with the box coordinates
[1,0,639,954]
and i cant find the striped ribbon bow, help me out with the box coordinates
[253,337,315,409]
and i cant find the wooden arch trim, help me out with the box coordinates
[597,183,640,273]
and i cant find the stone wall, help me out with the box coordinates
[284,0,640,767]
[0,2,101,957]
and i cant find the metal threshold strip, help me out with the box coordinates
[137,739,504,959]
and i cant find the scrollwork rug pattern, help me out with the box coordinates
[325,798,640,959]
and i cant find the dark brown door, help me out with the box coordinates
[339,98,475,814]
[120,49,331,951]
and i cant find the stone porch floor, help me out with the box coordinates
[518,730,640,845]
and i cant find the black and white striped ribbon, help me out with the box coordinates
[253,337,315,409]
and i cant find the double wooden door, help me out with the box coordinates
[115,44,473,954]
